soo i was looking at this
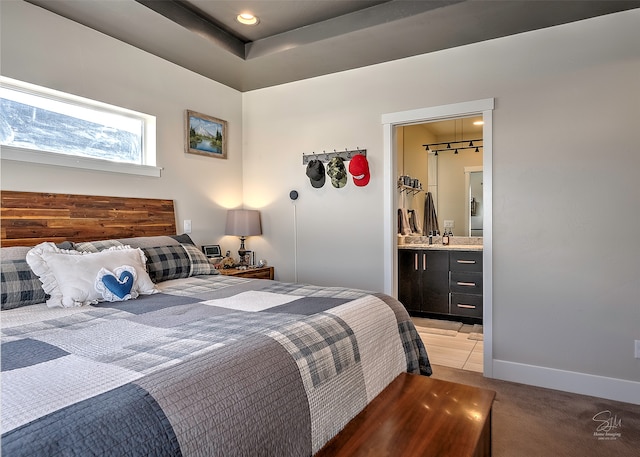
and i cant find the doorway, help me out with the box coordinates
[381,98,494,376]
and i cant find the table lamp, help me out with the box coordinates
[225,209,262,265]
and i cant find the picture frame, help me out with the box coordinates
[185,110,227,159]
[201,244,222,258]
[243,250,253,266]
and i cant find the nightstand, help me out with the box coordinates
[218,266,274,280]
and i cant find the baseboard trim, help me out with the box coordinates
[492,360,640,405]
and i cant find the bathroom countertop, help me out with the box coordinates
[398,244,483,251]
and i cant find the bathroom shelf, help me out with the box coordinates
[398,184,423,195]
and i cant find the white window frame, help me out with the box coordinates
[0,76,161,177]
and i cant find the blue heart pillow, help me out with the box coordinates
[95,266,138,302]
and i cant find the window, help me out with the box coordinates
[0,77,159,177]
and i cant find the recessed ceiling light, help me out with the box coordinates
[236,13,259,26]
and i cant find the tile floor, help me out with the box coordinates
[413,320,484,373]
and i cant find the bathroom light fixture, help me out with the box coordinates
[424,118,483,154]
[236,13,259,25]
[473,120,484,125]
[422,138,483,154]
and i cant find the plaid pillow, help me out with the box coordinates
[143,244,218,283]
[182,244,217,276]
[143,245,192,283]
[1,259,47,310]
[74,240,124,253]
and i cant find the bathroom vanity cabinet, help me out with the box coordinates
[449,250,483,320]
[398,249,449,315]
[398,247,483,323]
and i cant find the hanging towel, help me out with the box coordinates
[408,210,423,235]
[398,208,412,235]
[424,192,439,235]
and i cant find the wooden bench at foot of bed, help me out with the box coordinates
[315,372,496,457]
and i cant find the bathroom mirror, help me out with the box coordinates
[397,116,483,237]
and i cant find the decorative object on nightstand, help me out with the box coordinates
[225,209,262,266]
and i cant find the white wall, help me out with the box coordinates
[243,10,640,401]
[0,1,244,252]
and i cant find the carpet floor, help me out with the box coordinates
[430,365,640,457]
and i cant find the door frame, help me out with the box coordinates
[381,98,494,376]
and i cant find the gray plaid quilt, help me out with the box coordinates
[1,275,431,456]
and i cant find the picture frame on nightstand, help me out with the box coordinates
[242,250,254,266]
[202,245,221,258]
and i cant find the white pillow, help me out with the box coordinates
[26,242,157,308]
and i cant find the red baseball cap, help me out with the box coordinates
[348,154,370,187]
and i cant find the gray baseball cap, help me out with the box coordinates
[306,159,326,188]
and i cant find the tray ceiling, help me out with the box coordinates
[25,0,640,91]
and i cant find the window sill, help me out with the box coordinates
[0,146,162,177]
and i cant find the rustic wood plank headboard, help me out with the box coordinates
[1,191,177,247]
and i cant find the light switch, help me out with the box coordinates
[183,219,192,234]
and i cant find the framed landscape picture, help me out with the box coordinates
[185,110,227,159]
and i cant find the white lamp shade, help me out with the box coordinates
[225,209,262,237]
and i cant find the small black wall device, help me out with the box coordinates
[289,190,299,201]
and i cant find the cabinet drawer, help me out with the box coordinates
[450,293,483,318]
[450,271,483,294]
[239,269,273,279]
[220,267,274,279]
[450,251,482,273]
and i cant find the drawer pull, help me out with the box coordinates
[456,259,477,264]
[457,304,476,309]
[456,281,476,287]
[414,253,419,271]
[423,253,427,271]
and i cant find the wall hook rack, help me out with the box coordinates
[302,148,366,165]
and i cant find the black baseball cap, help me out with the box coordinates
[306,159,326,188]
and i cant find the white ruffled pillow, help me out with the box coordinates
[26,242,157,308]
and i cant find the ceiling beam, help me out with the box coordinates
[134,0,246,58]
[245,0,464,59]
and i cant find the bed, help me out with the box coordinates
[1,191,431,456]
